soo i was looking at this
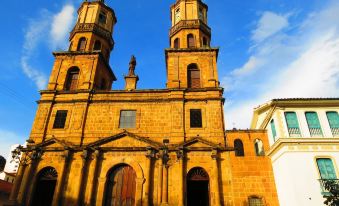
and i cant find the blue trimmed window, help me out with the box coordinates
[305,112,323,137]
[285,112,301,137]
[317,158,337,180]
[327,112,339,137]
[270,119,277,142]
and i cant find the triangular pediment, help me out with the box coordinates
[176,137,223,150]
[87,131,161,150]
[35,138,74,149]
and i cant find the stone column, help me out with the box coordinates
[77,150,90,206]
[177,149,184,206]
[212,149,221,206]
[157,159,163,205]
[8,163,27,204]
[143,149,153,206]
[162,165,169,205]
[89,150,101,206]
[52,149,71,206]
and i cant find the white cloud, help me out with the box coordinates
[224,2,339,129]
[232,56,264,76]
[21,4,76,90]
[252,11,289,43]
[51,5,75,49]
[0,129,25,159]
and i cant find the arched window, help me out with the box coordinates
[187,34,195,48]
[77,37,87,51]
[203,37,208,47]
[93,40,102,51]
[254,139,265,156]
[187,63,200,88]
[31,167,58,206]
[234,139,245,156]
[65,67,80,91]
[174,38,180,49]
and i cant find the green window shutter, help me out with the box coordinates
[285,112,299,128]
[305,112,321,129]
[317,158,337,179]
[270,120,277,141]
[327,112,339,129]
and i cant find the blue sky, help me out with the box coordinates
[0,0,338,158]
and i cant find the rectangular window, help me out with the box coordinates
[327,112,339,136]
[190,109,202,128]
[305,112,323,137]
[317,158,337,179]
[119,110,136,129]
[99,12,107,24]
[248,197,264,206]
[285,112,301,137]
[53,110,68,129]
[270,119,277,141]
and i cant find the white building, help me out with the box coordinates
[251,98,339,206]
[0,144,20,184]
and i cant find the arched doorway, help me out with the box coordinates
[187,167,210,206]
[104,164,137,206]
[31,167,58,206]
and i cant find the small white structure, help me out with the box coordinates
[251,98,339,206]
[0,144,20,184]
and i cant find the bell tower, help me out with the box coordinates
[166,0,219,89]
[47,0,117,91]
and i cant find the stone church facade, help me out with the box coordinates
[8,0,279,205]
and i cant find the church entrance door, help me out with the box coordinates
[187,167,210,206]
[31,167,58,206]
[104,164,137,206]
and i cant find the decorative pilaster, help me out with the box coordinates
[143,147,155,206]
[211,149,221,206]
[7,163,27,205]
[53,149,71,206]
[89,150,101,206]
[176,148,185,206]
[77,149,91,206]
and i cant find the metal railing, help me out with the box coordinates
[170,20,211,36]
[319,179,339,196]
[331,128,339,137]
[288,127,301,137]
[70,23,113,45]
[309,128,323,137]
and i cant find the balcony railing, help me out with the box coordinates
[319,179,339,196]
[70,23,113,46]
[309,128,323,137]
[331,128,339,137]
[170,20,211,36]
[288,127,301,137]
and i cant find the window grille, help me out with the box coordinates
[53,110,68,129]
[119,110,136,128]
[305,112,323,137]
[327,112,339,137]
[285,112,301,137]
[190,109,202,128]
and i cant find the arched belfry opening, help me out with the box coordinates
[103,164,137,206]
[77,37,87,51]
[187,167,210,206]
[65,67,80,91]
[187,63,201,88]
[31,167,58,206]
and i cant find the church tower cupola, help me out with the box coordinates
[166,0,219,89]
[47,0,117,92]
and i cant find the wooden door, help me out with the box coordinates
[105,165,136,206]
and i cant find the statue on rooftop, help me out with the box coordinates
[128,55,137,76]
